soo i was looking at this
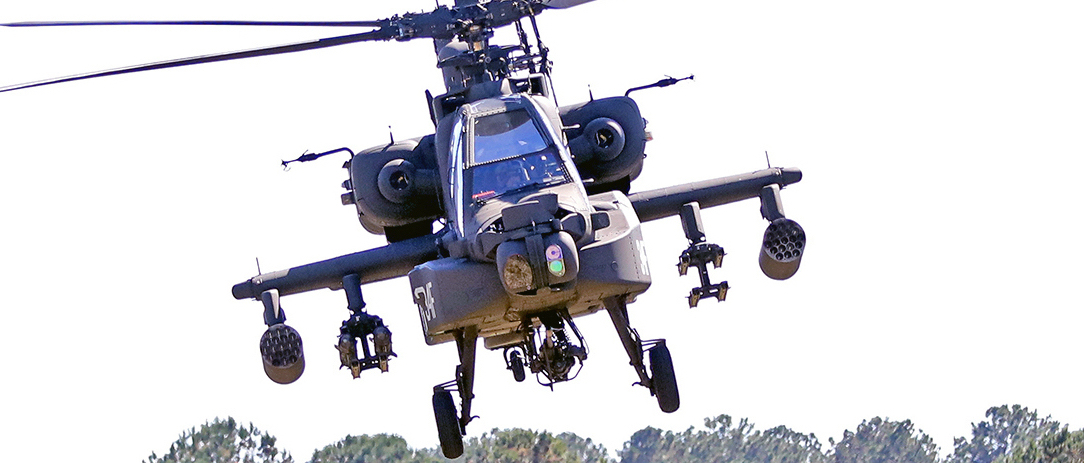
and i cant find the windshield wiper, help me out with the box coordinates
[498,181,553,199]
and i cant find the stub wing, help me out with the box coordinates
[231,233,439,301]
[626,166,807,290]
[627,167,802,223]
[231,167,802,302]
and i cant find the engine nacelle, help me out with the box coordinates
[260,324,305,384]
[560,96,647,192]
[345,136,442,241]
[759,218,806,280]
[568,117,625,164]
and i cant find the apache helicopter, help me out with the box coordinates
[2,0,806,458]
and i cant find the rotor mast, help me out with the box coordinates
[433,0,552,96]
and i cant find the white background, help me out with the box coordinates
[2,0,1082,460]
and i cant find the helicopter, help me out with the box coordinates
[1,0,806,458]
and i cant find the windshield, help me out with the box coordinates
[468,151,569,202]
[472,109,549,164]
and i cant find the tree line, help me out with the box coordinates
[143,405,1084,463]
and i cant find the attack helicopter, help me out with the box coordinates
[1,0,806,458]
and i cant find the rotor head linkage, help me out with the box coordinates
[1,0,579,94]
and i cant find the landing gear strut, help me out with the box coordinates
[432,325,477,459]
[605,296,680,413]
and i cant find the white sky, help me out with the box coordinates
[2,0,1082,461]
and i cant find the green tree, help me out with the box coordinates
[308,434,442,463]
[459,428,611,463]
[743,423,829,463]
[144,417,293,463]
[619,415,826,463]
[554,432,613,463]
[1005,428,1084,463]
[829,417,938,463]
[951,405,1062,463]
[619,427,669,463]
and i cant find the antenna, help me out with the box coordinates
[764,150,772,168]
[256,257,262,275]
[389,126,395,145]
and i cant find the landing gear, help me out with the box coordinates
[432,388,463,459]
[648,342,679,413]
[505,349,526,382]
[432,325,478,459]
[605,297,680,413]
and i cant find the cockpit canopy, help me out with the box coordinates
[448,95,583,237]
[454,98,574,206]
[467,108,570,202]
[472,108,548,164]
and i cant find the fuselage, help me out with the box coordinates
[410,88,653,346]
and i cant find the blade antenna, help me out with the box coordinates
[765,150,772,168]
[282,147,356,170]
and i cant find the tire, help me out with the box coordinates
[649,343,680,413]
[510,352,526,383]
[432,390,464,458]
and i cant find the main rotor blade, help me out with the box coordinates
[0,29,395,93]
[540,0,597,9]
[2,20,384,28]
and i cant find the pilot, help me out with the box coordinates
[494,160,529,191]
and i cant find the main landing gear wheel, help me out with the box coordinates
[604,297,681,412]
[432,389,463,458]
[649,343,680,413]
